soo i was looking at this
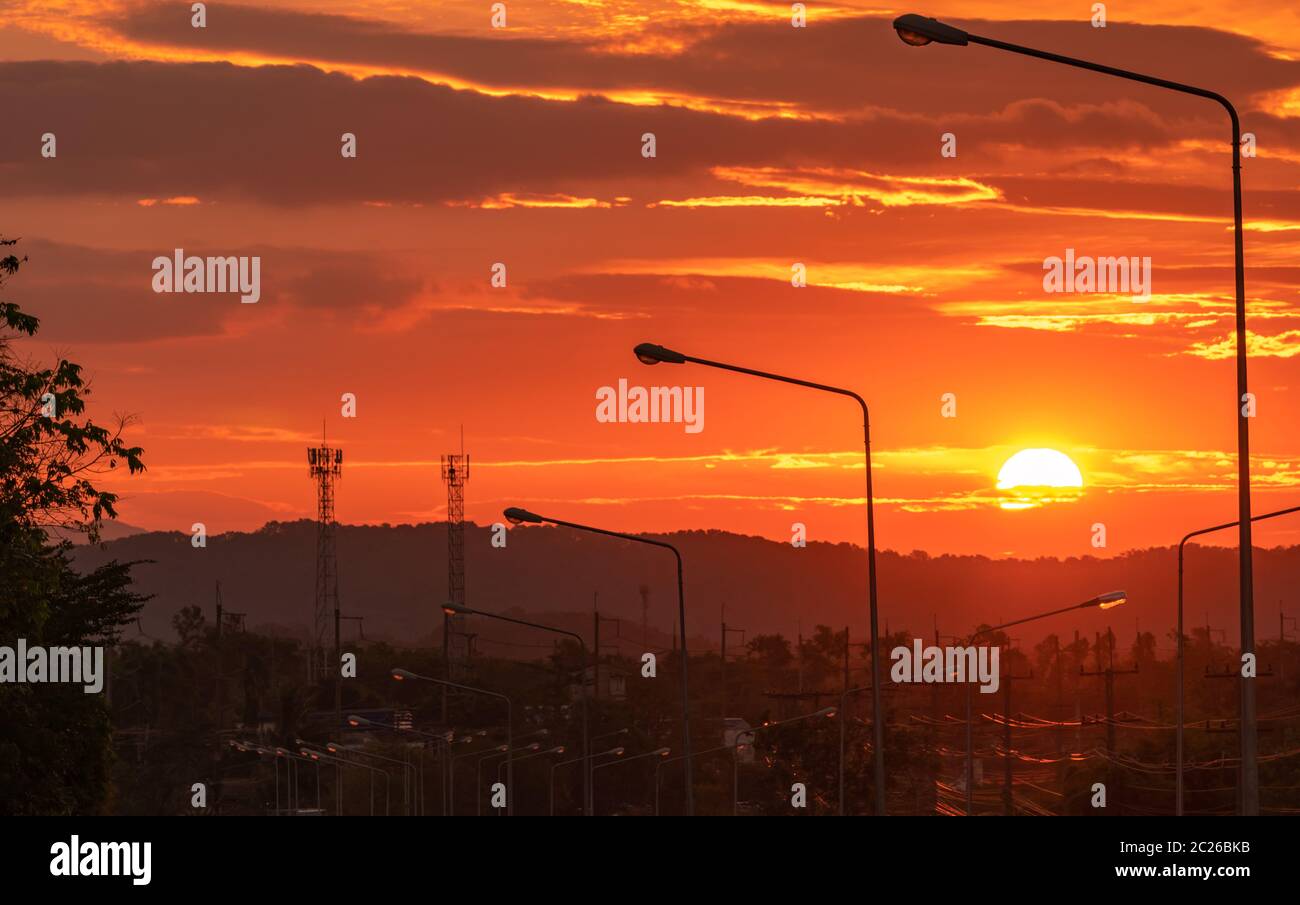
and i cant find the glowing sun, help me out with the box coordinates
[996,448,1084,510]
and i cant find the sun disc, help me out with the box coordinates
[996,448,1083,510]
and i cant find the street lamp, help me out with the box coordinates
[300,746,386,817]
[321,739,406,816]
[504,505,697,815]
[633,341,887,815]
[963,591,1125,815]
[552,747,624,816]
[479,742,541,816]
[893,8,1258,816]
[591,747,671,816]
[272,747,305,815]
[732,707,838,816]
[495,745,566,816]
[1176,503,1300,815]
[655,743,735,816]
[444,600,592,817]
[449,743,507,817]
[232,742,286,815]
[389,669,516,815]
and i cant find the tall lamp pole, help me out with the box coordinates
[552,747,624,816]
[633,342,887,815]
[590,747,671,816]
[444,601,592,817]
[963,591,1126,815]
[390,669,515,815]
[731,707,838,815]
[503,506,697,815]
[892,9,1257,815]
[1176,503,1300,815]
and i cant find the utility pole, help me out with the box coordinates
[1053,634,1065,780]
[999,664,1033,816]
[1206,660,1274,813]
[215,580,224,735]
[213,581,246,734]
[1080,628,1137,754]
[720,604,745,733]
[334,607,341,724]
[639,584,650,650]
[931,618,940,721]
[1281,610,1297,681]
[594,605,620,703]
[797,620,804,696]
[840,625,849,816]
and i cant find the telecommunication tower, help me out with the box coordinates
[307,439,343,685]
[440,450,470,678]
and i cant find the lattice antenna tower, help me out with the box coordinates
[440,435,470,677]
[307,429,343,684]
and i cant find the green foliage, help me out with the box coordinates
[0,238,149,814]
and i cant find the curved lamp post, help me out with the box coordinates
[445,601,592,817]
[504,505,696,815]
[495,744,566,816]
[634,343,889,816]
[236,743,288,816]
[892,8,1258,816]
[320,738,406,816]
[389,669,516,815]
[338,717,449,815]
[300,746,386,817]
[732,707,838,816]
[552,747,624,816]
[633,342,886,815]
[1176,503,1300,814]
[272,747,306,815]
[963,591,1126,816]
[450,743,507,817]
[655,743,735,817]
[479,742,541,816]
[591,747,671,816]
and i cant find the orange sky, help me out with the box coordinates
[3,0,1300,557]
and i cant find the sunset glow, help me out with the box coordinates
[3,0,1299,560]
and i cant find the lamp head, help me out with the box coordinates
[633,342,686,365]
[390,668,415,682]
[893,13,969,46]
[655,747,671,757]
[1094,590,1128,610]
[503,506,543,525]
[442,601,470,617]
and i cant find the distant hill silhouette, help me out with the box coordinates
[49,520,147,544]
[68,519,1300,657]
